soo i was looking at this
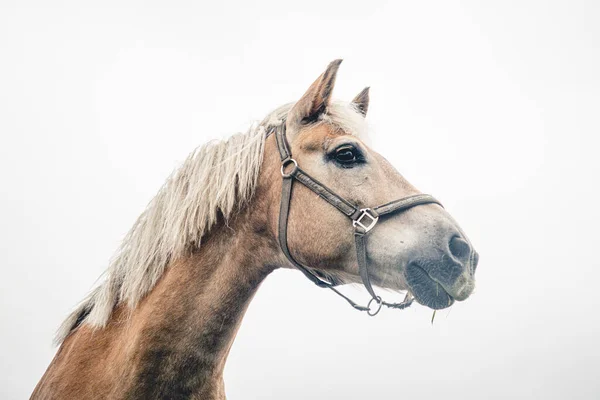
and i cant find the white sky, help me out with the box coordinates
[1,1,599,399]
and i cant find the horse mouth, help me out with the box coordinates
[404,263,455,310]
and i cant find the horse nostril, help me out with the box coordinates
[449,236,471,264]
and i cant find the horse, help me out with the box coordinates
[31,60,478,399]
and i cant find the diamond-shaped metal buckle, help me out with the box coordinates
[353,208,379,232]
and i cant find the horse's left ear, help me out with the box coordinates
[287,59,342,132]
[351,87,370,117]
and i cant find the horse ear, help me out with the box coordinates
[351,87,370,117]
[287,59,342,131]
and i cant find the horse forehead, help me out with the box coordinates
[296,123,359,152]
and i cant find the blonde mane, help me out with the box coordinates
[55,101,367,344]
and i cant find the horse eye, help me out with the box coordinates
[334,145,362,166]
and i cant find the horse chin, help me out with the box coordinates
[404,262,455,310]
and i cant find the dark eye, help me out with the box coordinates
[333,145,363,167]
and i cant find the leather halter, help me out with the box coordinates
[274,122,443,315]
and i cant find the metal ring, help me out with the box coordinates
[281,158,298,178]
[367,296,383,316]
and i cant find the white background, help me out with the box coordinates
[1,1,599,399]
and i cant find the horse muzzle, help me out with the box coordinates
[404,237,478,310]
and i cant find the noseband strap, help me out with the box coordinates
[274,122,443,315]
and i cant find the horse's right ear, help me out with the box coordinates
[287,59,342,133]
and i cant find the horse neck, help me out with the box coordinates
[110,138,283,398]
[120,221,276,398]
[37,212,278,400]
[32,136,286,400]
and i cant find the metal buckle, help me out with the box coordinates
[281,158,298,178]
[353,208,379,232]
